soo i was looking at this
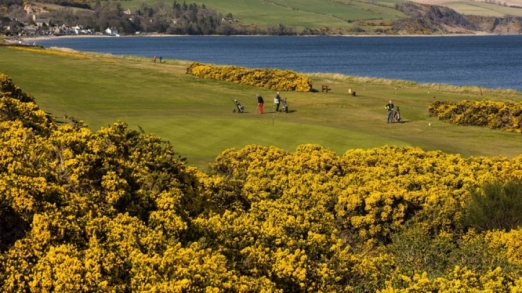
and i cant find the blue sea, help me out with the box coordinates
[35,35,522,91]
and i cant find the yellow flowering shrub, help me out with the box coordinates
[486,229,522,266]
[0,74,54,134]
[429,100,522,133]
[2,73,522,291]
[30,244,86,293]
[380,266,517,292]
[201,144,522,290]
[0,73,36,103]
[186,62,313,92]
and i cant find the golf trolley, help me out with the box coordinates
[233,100,244,113]
[394,106,401,123]
[281,98,289,113]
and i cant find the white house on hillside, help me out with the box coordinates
[105,27,119,35]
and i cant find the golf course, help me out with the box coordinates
[4,41,522,292]
[1,45,521,170]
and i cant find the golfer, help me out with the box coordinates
[257,94,264,114]
[274,92,281,112]
[385,100,394,123]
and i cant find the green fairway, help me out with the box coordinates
[1,46,521,170]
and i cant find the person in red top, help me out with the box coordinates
[257,94,264,114]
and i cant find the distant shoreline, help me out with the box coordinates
[18,31,506,44]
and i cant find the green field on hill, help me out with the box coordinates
[120,0,407,29]
[445,1,522,17]
[116,0,522,30]
[1,46,521,170]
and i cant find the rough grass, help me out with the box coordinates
[1,46,521,170]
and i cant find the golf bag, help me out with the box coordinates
[233,100,244,113]
[394,107,401,123]
[281,98,289,113]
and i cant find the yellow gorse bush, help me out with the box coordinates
[205,144,522,291]
[186,62,313,92]
[429,100,522,133]
[2,73,522,292]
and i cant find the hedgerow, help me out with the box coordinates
[186,62,313,92]
[428,100,522,132]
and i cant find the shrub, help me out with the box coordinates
[461,179,522,232]
[387,224,456,278]
[428,100,522,132]
[186,62,313,92]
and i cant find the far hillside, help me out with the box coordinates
[2,0,522,35]
[118,0,407,30]
[116,0,522,30]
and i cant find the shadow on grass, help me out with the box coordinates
[231,110,297,114]
[271,110,296,114]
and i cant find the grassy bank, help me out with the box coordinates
[1,46,521,170]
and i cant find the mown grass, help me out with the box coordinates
[1,46,521,170]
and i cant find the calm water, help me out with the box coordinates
[36,35,522,91]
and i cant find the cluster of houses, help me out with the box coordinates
[3,14,119,37]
